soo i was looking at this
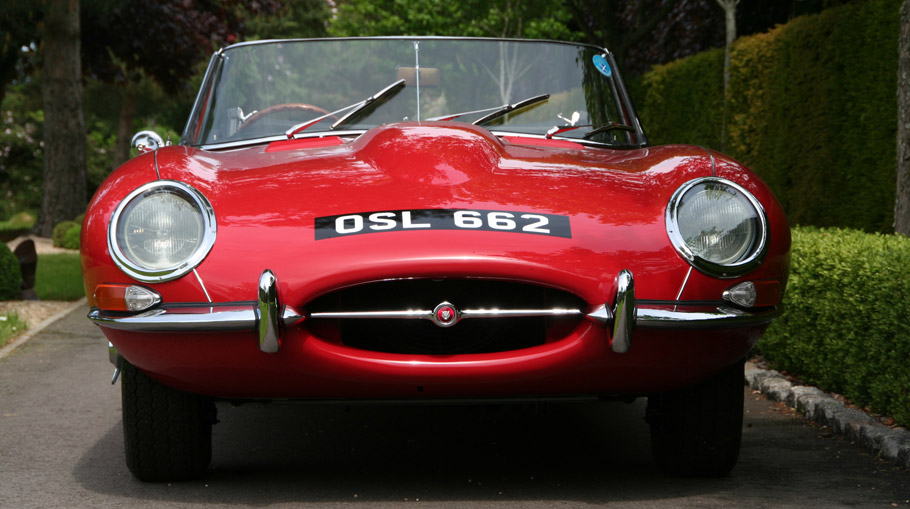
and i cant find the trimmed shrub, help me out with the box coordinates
[636,0,900,232]
[0,243,22,300]
[638,47,724,150]
[0,212,36,242]
[5,212,35,229]
[758,227,910,427]
[61,225,81,250]
[52,221,78,248]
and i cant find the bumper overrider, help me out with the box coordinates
[90,269,781,360]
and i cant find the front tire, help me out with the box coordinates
[121,360,215,481]
[646,359,745,477]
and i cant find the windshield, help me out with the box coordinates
[183,38,646,148]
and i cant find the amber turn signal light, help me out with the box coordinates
[93,284,161,312]
[722,281,782,308]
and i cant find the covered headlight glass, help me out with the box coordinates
[666,178,768,278]
[109,181,216,282]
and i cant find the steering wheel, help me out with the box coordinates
[240,103,338,130]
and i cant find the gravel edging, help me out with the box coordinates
[745,361,910,468]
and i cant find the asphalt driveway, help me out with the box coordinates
[0,305,906,508]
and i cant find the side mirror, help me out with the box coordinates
[131,130,165,153]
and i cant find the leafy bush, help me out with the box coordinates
[61,225,81,250]
[0,243,22,300]
[759,227,910,427]
[52,221,77,248]
[635,0,900,232]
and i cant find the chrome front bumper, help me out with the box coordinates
[90,269,782,355]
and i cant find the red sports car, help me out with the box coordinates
[82,37,790,481]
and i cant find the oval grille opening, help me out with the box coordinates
[305,279,585,355]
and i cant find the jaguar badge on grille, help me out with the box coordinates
[432,302,459,328]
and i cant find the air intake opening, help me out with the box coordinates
[305,279,585,355]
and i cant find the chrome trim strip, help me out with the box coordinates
[193,269,212,303]
[152,146,161,179]
[611,270,635,353]
[181,49,222,145]
[89,307,257,331]
[88,304,305,332]
[258,270,280,353]
[674,266,693,305]
[199,130,364,151]
[199,128,640,152]
[699,145,717,177]
[218,36,619,55]
[462,308,581,318]
[310,310,433,319]
[491,130,640,149]
[202,134,288,150]
[414,41,421,121]
[586,304,612,324]
[308,308,584,321]
[290,129,365,141]
[109,341,122,384]
[88,303,776,332]
[636,305,782,329]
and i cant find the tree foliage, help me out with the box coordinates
[569,0,844,75]
[328,0,581,41]
[637,0,900,232]
[81,0,283,94]
[244,0,329,40]
[0,2,45,106]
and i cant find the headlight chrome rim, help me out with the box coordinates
[108,180,217,283]
[666,177,768,278]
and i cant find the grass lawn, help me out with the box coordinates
[0,313,27,348]
[0,252,82,347]
[35,252,85,301]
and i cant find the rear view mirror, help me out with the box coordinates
[397,66,440,87]
[131,130,164,153]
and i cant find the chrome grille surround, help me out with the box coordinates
[304,279,588,355]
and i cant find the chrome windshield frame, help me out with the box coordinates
[181,37,649,149]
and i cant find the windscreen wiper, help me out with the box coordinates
[285,79,407,139]
[545,121,635,140]
[330,79,407,130]
[473,94,549,126]
[425,94,550,126]
[425,105,503,122]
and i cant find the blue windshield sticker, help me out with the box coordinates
[593,54,612,78]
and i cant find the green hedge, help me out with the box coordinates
[60,225,81,250]
[758,227,910,427]
[634,0,900,232]
[52,221,78,248]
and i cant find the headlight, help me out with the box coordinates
[666,177,768,278]
[109,180,216,282]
